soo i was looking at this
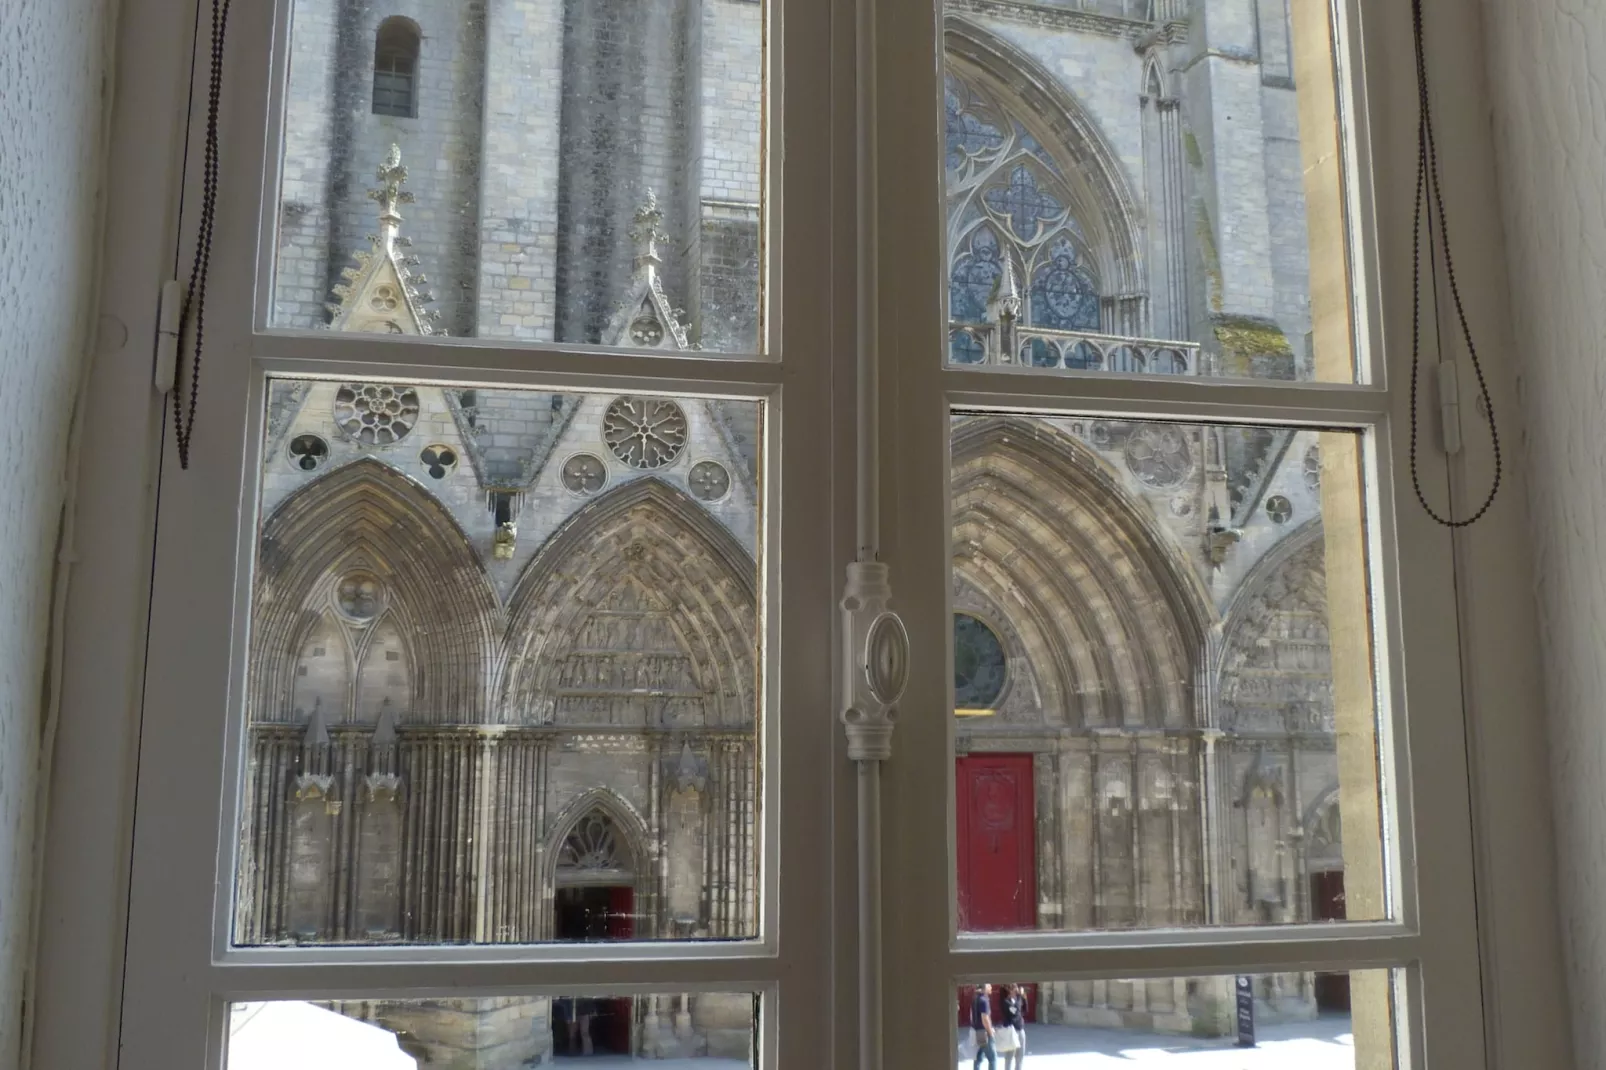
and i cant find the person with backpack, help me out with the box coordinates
[971,983,997,1070]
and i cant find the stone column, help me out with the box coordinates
[1181,0,1279,332]
[1158,100,1190,341]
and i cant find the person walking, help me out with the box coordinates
[999,984,1026,1070]
[971,983,998,1070]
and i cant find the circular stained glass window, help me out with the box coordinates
[954,613,1007,710]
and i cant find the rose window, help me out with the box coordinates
[1123,426,1191,488]
[561,453,608,494]
[688,460,731,502]
[603,397,688,470]
[334,383,420,446]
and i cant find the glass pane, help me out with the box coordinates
[272,0,764,353]
[951,415,1384,932]
[228,992,758,1068]
[955,970,1394,1070]
[942,1,1359,381]
[235,380,762,947]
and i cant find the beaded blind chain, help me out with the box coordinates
[173,0,233,471]
[1407,0,1502,527]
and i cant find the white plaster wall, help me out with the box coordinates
[0,0,111,1059]
[1482,1,1606,1063]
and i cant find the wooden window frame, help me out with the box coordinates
[24,0,1574,1067]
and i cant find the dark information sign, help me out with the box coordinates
[1235,975,1256,1048]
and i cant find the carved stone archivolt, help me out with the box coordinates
[501,478,756,727]
[251,458,504,724]
[952,418,1210,729]
[1217,528,1334,735]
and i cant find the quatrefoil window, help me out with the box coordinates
[688,460,731,502]
[562,453,608,494]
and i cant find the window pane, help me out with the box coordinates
[951,415,1384,932]
[236,381,762,946]
[273,0,764,352]
[228,992,758,1068]
[942,1,1359,382]
[955,970,1394,1069]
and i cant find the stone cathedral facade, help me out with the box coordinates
[249,0,1352,1064]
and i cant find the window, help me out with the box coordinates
[118,0,824,1063]
[371,17,419,118]
[878,0,1486,1065]
[110,0,1501,1064]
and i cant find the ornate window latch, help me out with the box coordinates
[839,561,909,762]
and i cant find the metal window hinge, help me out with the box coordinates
[154,279,182,395]
[1436,359,1462,455]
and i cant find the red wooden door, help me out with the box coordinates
[607,885,635,939]
[605,887,635,1052]
[956,754,1037,932]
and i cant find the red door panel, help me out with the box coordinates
[956,754,1036,932]
[606,888,634,1052]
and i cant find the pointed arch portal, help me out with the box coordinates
[501,477,758,727]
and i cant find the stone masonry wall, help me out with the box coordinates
[279,0,486,334]
[277,0,340,327]
[690,0,762,351]
[332,0,485,336]
[478,0,565,339]
[555,0,692,344]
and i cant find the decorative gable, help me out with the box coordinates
[603,191,693,350]
[327,144,443,336]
